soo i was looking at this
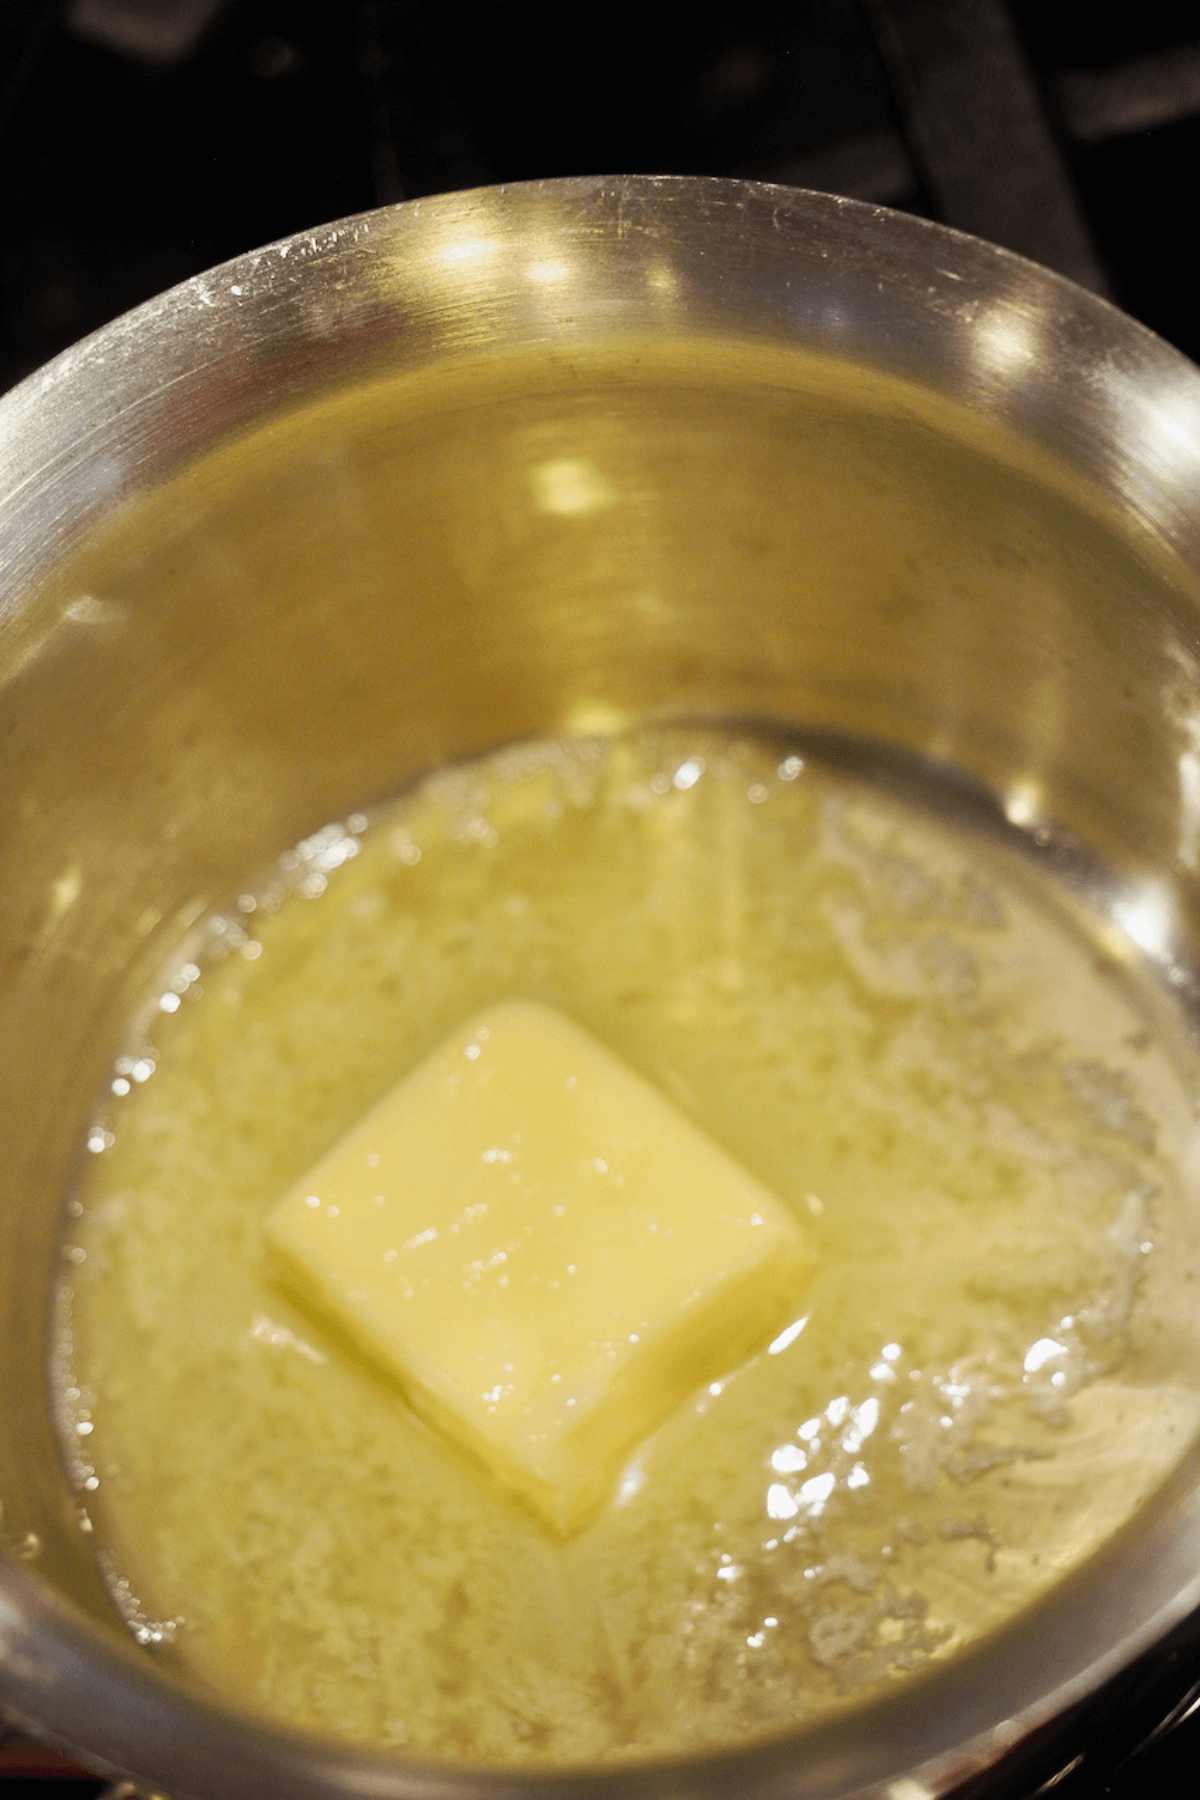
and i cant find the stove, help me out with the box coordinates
[2,2,1200,1793]
[3,0,1200,392]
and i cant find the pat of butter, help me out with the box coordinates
[267,999,813,1533]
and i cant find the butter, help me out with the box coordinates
[267,998,812,1533]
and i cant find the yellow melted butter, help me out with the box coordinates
[59,729,1200,1762]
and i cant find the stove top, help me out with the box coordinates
[2,2,1200,1794]
[2,0,1199,393]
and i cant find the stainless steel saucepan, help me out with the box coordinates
[4,175,1200,1800]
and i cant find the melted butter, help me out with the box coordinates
[58,729,1200,1762]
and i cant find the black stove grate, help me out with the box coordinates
[2,0,1199,391]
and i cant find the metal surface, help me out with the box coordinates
[4,176,1200,1800]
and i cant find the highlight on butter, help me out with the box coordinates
[267,998,814,1534]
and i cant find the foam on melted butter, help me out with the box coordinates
[59,730,1200,1763]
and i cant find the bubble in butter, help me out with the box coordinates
[268,998,813,1534]
[58,727,1200,1764]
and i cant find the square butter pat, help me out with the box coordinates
[268,998,813,1533]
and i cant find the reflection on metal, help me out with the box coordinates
[1111,882,1176,963]
[0,592,125,689]
[1179,747,1200,875]
[437,236,500,269]
[861,0,1109,293]
[530,459,615,518]
[889,1773,936,1798]
[971,299,1043,379]
[560,700,631,738]
[1004,778,1043,829]
[1163,647,1200,877]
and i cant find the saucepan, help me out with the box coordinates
[4,175,1200,1800]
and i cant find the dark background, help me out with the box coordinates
[2,0,1200,394]
[3,1,1200,1794]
